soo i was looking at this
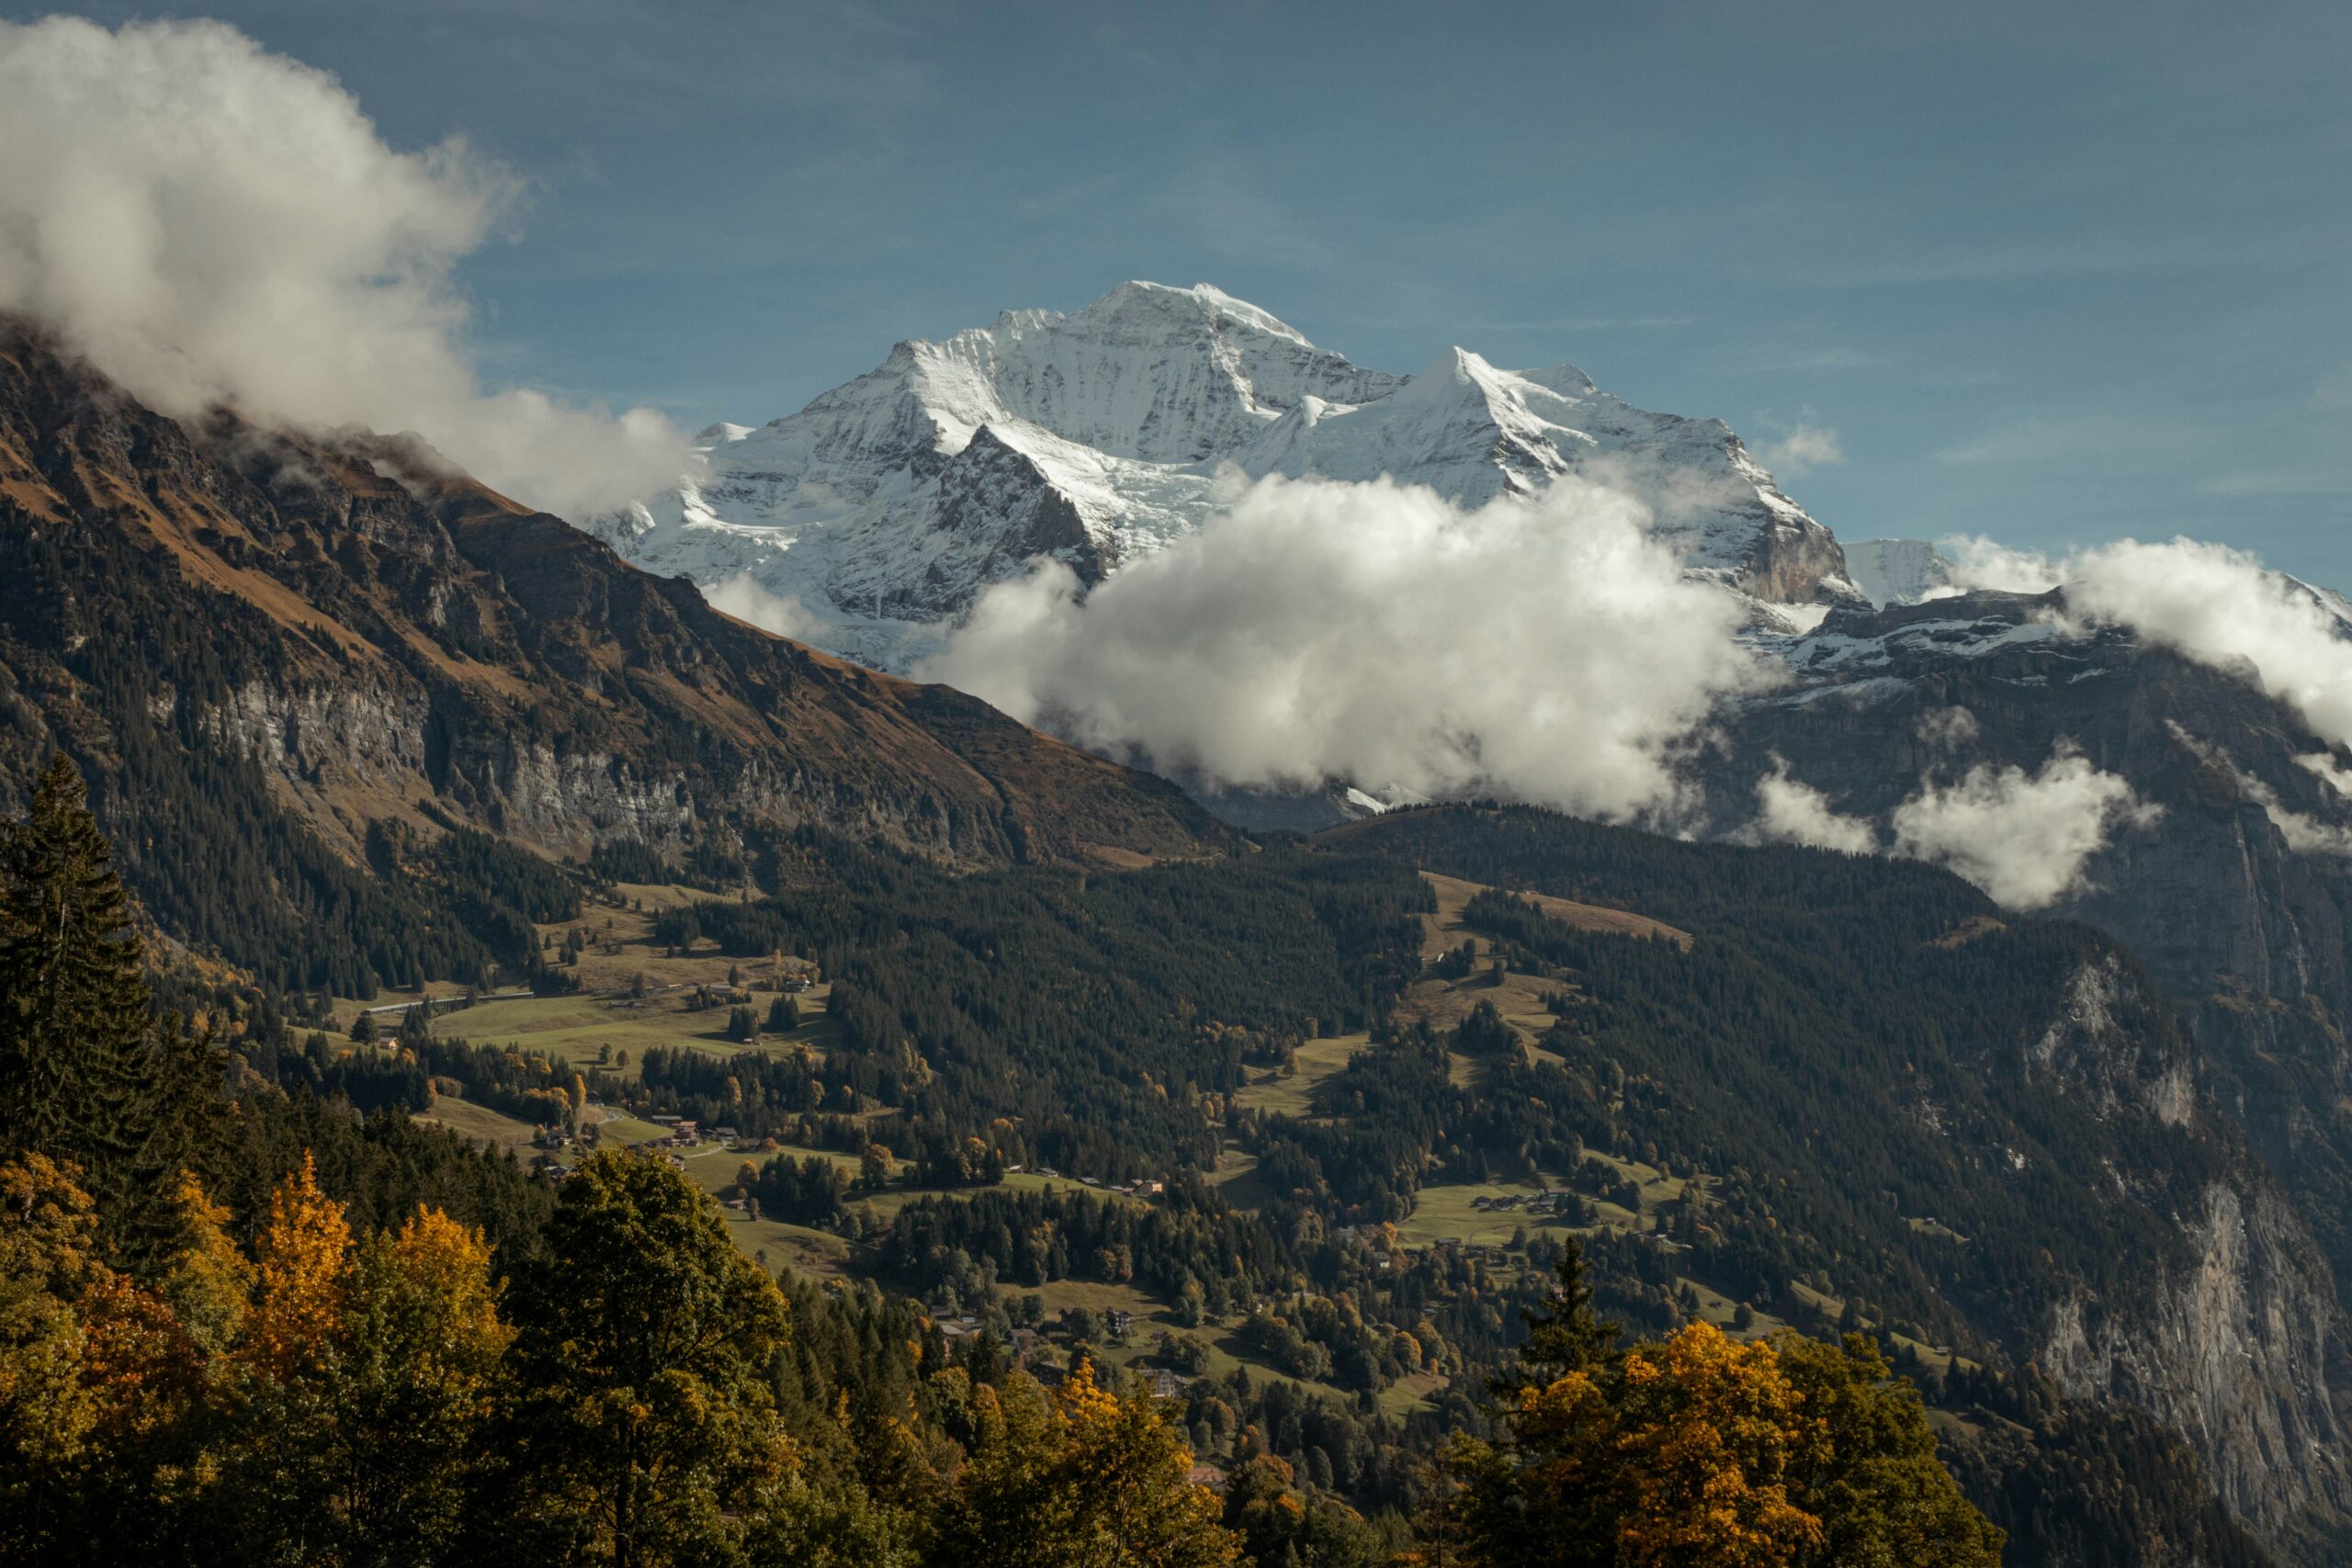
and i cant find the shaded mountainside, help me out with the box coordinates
[1719,592,2352,1298]
[1314,806,2351,1544]
[0,323,1231,990]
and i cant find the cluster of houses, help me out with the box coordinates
[644,1112,738,1150]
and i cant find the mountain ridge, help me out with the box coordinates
[594,280,1857,668]
[0,320,1234,987]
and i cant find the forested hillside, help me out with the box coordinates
[3,760,2025,1566]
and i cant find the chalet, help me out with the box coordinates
[1106,1309,1135,1337]
[1142,1369,1189,1400]
[710,1126,739,1143]
[673,1120,700,1142]
[650,1113,682,1127]
[1133,1179,1165,1197]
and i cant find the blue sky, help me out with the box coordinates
[24,0,2352,582]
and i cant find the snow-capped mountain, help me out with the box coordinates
[594,281,1856,668]
[1842,537,1958,605]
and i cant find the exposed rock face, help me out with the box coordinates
[2041,1182,2347,1531]
[1704,592,2352,1534]
[596,281,1857,669]
[2013,953,2350,1531]
[0,322,1236,950]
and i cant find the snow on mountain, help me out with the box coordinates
[1843,538,1958,606]
[593,280,1857,670]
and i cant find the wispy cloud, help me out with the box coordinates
[1758,421,1845,478]
[1934,413,2210,467]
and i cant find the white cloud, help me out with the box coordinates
[1942,535,2352,750]
[2299,753,2352,797]
[1915,706,1981,750]
[704,573,829,643]
[2167,725,2352,858]
[1890,744,2160,909]
[1758,423,1845,479]
[920,471,1776,823]
[1743,759,1877,854]
[0,17,682,520]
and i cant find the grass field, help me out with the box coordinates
[1392,1179,1580,1250]
[1227,1032,1368,1117]
[413,1094,537,1155]
[401,982,838,1080]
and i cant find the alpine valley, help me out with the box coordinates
[9,279,2352,1567]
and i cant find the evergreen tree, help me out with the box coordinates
[0,755,217,1263]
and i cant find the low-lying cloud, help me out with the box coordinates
[1742,731,2160,909]
[1943,535,2352,749]
[704,573,830,643]
[2167,723,2352,858]
[0,17,681,520]
[921,472,1775,823]
[1743,758,1878,854]
[1889,745,2160,909]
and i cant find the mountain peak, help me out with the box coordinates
[598,283,1856,667]
[1084,279,1317,347]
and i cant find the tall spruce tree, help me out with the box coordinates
[0,755,216,1263]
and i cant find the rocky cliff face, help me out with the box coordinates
[0,323,1235,975]
[2016,952,2349,1532]
[1670,592,2352,1539]
[595,281,1857,670]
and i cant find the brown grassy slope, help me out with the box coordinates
[0,320,1233,872]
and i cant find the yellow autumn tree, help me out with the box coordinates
[0,1153,108,1554]
[158,1171,249,1359]
[244,1152,352,1380]
[1598,1323,1823,1568]
[1452,1248,2001,1568]
[934,1359,1239,1568]
[322,1205,514,1560]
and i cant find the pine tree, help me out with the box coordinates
[0,755,218,1263]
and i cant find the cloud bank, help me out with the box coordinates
[921,472,1774,823]
[0,17,681,519]
[1943,536,2352,749]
